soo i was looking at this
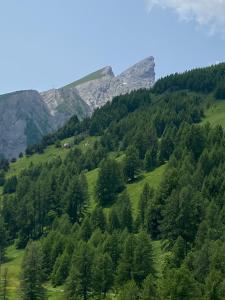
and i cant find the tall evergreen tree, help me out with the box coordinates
[96,158,124,206]
[20,242,46,300]
[118,191,133,232]
[92,253,114,298]
[132,232,155,284]
[160,266,201,300]
[66,242,93,300]
[138,183,154,228]
[124,146,140,182]
[140,274,158,300]
[118,280,139,300]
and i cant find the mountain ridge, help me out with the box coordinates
[0,56,155,159]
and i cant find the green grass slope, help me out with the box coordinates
[203,100,225,128]
[6,136,97,178]
[1,245,65,300]
[1,245,24,300]
[63,68,107,89]
[86,164,166,216]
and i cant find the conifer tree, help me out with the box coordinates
[160,265,201,300]
[118,280,139,300]
[92,253,114,298]
[96,158,124,206]
[117,234,136,284]
[20,242,46,300]
[124,146,140,182]
[118,191,133,232]
[66,242,93,300]
[51,250,70,286]
[140,274,158,300]
[90,206,106,232]
[132,232,155,284]
[144,144,158,172]
[138,183,154,227]
[108,207,120,233]
[103,232,121,271]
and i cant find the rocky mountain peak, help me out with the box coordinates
[100,66,115,78]
[119,56,155,84]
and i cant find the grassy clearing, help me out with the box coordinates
[127,164,166,216]
[86,168,99,211]
[86,164,166,216]
[6,136,98,178]
[203,100,225,128]
[1,245,65,300]
[1,245,24,299]
[45,283,65,300]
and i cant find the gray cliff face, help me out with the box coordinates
[0,56,155,159]
[0,90,55,159]
[40,87,91,127]
[70,56,155,112]
[41,56,155,113]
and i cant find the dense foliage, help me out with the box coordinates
[1,63,225,299]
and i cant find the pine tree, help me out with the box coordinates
[65,174,88,223]
[20,242,46,300]
[132,232,155,284]
[118,280,139,300]
[90,206,106,232]
[79,217,92,241]
[66,242,93,300]
[124,146,140,182]
[118,191,133,232]
[117,234,136,284]
[96,158,124,206]
[92,253,114,298]
[103,232,121,271]
[108,207,120,233]
[144,143,158,172]
[138,183,154,228]
[140,274,158,300]
[51,250,70,286]
[160,265,201,300]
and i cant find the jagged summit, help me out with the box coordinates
[42,56,155,112]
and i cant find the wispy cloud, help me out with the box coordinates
[145,0,225,35]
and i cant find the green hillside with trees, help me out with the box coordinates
[1,63,225,299]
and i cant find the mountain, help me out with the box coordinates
[1,63,225,299]
[0,57,155,159]
[0,90,55,159]
[42,56,155,113]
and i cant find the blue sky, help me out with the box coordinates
[0,0,225,94]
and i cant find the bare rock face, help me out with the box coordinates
[41,56,155,113]
[40,87,91,127]
[0,90,55,159]
[74,57,155,112]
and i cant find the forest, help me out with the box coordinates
[0,63,225,299]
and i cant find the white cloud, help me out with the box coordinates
[145,0,225,35]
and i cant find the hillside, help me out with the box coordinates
[1,63,225,299]
[203,99,225,128]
